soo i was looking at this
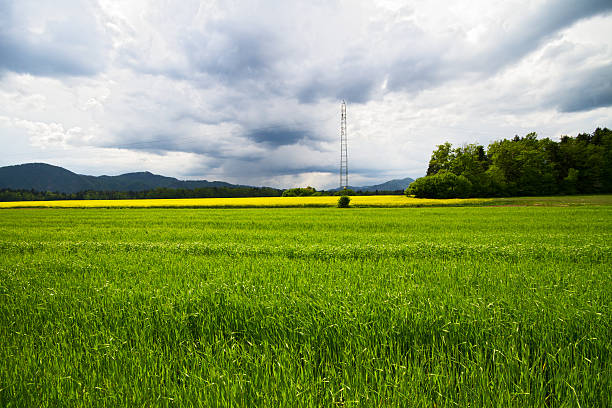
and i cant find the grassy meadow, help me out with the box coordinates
[0,204,610,406]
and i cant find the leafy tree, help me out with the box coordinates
[487,133,556,196]
[449,144,489,196]
[426,142,453,175]
[484,165,508,196]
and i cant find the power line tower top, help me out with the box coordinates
[340,100,348,190]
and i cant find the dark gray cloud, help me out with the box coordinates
[247,127,312,147]
[297,53,383,104]
[103,131,236,160]
[0,0,109,77]
[0,38,101,77]
[553,64,612,112]
[297,72,379,105]
[387,56,445,94]
[185,23,279,83]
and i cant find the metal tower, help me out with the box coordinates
[340,100,348,189]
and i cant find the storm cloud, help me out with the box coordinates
[553,64,612,112]
[0,0,109,77]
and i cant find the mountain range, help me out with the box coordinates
[0,163,414,193]
[0,163,245,194]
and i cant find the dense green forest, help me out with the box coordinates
[407,127,612,198]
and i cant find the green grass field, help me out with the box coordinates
[1,205,610,406]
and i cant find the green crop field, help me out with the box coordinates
[1,205,610,407]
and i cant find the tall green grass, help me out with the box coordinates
[1,207,610,406]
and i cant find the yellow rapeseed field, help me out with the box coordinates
[0,195,492,208]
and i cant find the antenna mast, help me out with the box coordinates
[340,100,348,189]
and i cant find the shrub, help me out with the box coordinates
[406,171,473,198]
[337,195,350,208]
[282,186,317,197]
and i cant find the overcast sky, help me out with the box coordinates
[1,0,611,189]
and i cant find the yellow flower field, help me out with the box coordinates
[0,195,492,208]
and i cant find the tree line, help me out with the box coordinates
[281,187,404,196]
[407,127,612,198]
[0,186,283,202]
[0,185,404,202]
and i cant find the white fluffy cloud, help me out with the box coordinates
[1,0,611,188]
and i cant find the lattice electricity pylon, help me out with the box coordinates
[340,100,348,190]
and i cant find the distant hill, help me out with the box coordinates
[331,177,415,192]
[0,163,246,193]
